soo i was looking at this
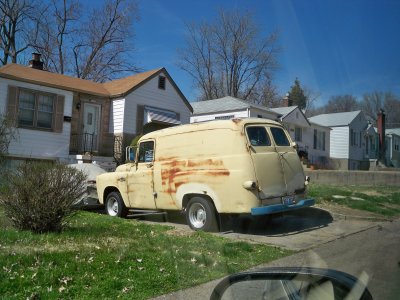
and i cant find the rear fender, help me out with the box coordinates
[176,183,220,212]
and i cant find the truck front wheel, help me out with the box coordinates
[105,191,128,217]
[186,197,219,232]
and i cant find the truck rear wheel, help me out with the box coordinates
[186,196,219,232]
[105,191,128,217]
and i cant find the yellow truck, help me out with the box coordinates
[96,118,314,231]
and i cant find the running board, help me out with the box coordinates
[127,209,167,218]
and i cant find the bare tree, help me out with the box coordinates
[324,95,360,113]
[28,0,139,81]
[178,9,280,102]
[0,0,39,65]
[73,0,139,81]
[30,0,80,74]
[360,91,400,128]
[384,95,400,129]
[303,86,321,115]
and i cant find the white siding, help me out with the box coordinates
[282,108,309,128]
[110,98,125,134]
[190,110,248,123]
[123,71,191,134]
[348,114,368,161]
[305,124,330,163]
[248,108,277,120]
[0,78,73,161]
[330,126,349,159]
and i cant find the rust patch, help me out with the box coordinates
[187,159,223,167]
[160,158,230,194]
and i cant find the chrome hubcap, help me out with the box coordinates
[189,203,207,228]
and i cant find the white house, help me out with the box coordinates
[268,106,331,167]
[309,110,378,170]
[0,58,192,167]
[190,96,279,123]
[385,128,400,168]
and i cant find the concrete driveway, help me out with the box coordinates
[133,206,381,251]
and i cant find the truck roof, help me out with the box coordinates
[140,118,283,140]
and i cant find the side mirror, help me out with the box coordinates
[291,141,298,149]
[126,146,137,163]
[210,267,373,300]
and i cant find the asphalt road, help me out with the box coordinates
[153,219,400,300]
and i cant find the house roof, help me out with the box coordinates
[0,64,193,112]
[191,96,277,116]
[269,106,297,118]
[0,63,109,97]
[308,110,362,127]
[386,128,400,136]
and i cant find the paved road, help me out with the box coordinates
[152,218,400,300]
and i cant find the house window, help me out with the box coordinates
[215,115,234,120]
[313,129,326,151]
[158,76,166,90]
[18,89,54,129]
[294,127,302,142]
[394,137,400,152]
[350,129,357,146]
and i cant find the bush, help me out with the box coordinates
[0,161,87,233]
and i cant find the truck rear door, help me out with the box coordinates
[246,125,286,199]
[269,126,305,195]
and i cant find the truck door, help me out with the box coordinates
[246,125,287,199]
[269,126,305,195]
[127,140,157,209]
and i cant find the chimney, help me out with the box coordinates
[29,52,44,70]
[281,93,289,107]
[377,109,386,160]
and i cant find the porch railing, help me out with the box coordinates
[70,133,96,154]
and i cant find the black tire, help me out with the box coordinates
[186,196,219,232]
[105,191,128,217]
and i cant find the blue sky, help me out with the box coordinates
[118,0,400,105]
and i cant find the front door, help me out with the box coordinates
[127,140,157,209]
[83,103,100,152]
[246,125,286,199]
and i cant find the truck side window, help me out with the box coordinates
[246,127,271,146]
[270,127,290,146]
[138,141,154,163]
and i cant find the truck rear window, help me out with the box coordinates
[246,127,271,146]
[270,127,290,146]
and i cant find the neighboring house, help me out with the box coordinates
[269,106,331,167]
[190,96,278,123]
[385,128,400,168]
[309,110,378,170]
[0,59,192,167]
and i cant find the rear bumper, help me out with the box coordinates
[251,198,315,216]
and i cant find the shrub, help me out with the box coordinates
[0,161,87,233]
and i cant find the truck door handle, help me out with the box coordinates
[146,163,153,168]
[117,177,126,182]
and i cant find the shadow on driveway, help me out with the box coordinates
[220,208,334,236]
[87,206,333,237]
